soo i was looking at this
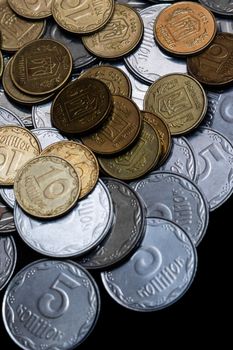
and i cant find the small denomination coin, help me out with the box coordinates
[154,1,217,56]
[0,105,24,126]
[2,259,100,349]
[8,0,52,19]
[101,217,197,311]
[199,0,233,17]
[11,39,72,95]
[0,49,3,79]
[52,78,112,134]
[187,32,233,87]
[0,197,15,233]
[0,235,16,290]
[32,101,52,128]
[14,155,80,219]
[82,4,143,59]
[144,73,207,135]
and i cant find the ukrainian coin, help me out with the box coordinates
[131,172,209,246]
[217,17,233,33]
[79,178,145,269]
[144,73,207,135]
[0,105,24,126]
[199,0,233,17]
[2,259,100,349]
[82,4,143,59]
[0,236,16,290]
[8,0,52,19]
[11,39,72,95]
[81,95,142,155]
[101,217,197,311]
[118,0,148,10]
[14,180,113,257]
[0,126,41,186]
[154,2,217,56]
[32,101,52,128]
[0,188,15,209]
[52,78,112,134]
[0,49,3,79]
[0,197,15,233]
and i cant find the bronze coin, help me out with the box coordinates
[11,39,72,95]
[154,1,217,56]
[52,77,112,134]
[81,95,142,155]
[187,32,233,86]
[8,0,53,19]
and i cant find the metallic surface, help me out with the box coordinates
[0,235,16,290]
[0,197,15,233]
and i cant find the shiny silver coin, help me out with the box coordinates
[0,236,17,290]
[2,259,100,349]
[116,0,149,10]
[0,197,15,233]
[199,0,233,17]
[216,16,233,32]
[0,105,24,126]
[101,217,197,311]
[32,101,52,128]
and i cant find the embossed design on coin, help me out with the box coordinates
[8,0,53,19]
[199,0,233,17]
[0,236,16,290]
[0,198,15,233]
[32,101,52,128]
[0,106,24,127]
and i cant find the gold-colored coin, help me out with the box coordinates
[98,121,161,181]
[52,0,114,34]
[14,155,80,219]
[41,141,99,199]
[8,0,53,19]
[144,73,207,135]
[79,65,132,98]
[82,4,143,59]
[0,49,3,79]
[0,126,41,186]
[0,0,45,52]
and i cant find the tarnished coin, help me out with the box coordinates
[32,101,52,128]
[144,73,207,135]
[0,197,15,233]
[0,126,41,186]
[0,0,45,52]
[14,155,80,219]
[82,4,143,59]
[11,39,72,95]
[52,0,114,34]
[0,105,24,126]
[2,259,100,349]
[81,95,142,155]
[154,1,217,56]
[199,0,233,17]
[0,49,3,79]
[52,78,112,134]
[8,0,52,19]
[101,217,197,311]
[98,121,161,180]
[187,32,233,87]
[0,236,16,290]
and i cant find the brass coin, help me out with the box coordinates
[144,73,207,136]
[0,0,45,52]
[187,32,233,87]
[98,120,161,181]
[41,141,99,199]
[52,77,112,134]
[81,95,142,155]
[52,0,114,35]
[0,49,3,79]
[0,126,41,186]
[14,155,80,219]
[154,1,217,56]
[82,4,143,59]
[8,0,53,19]
[79,65,132,98]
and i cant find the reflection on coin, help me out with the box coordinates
[0,49,3,79]
[8,0,52,19]
[101,217,197,311]
[0,105,24,126]
[0,236,16,290]
[0,197,15,233]
[32,101,52,128]
[216,17,233,33]
[2,259,100,349]
[199,0,233,17]
[118,0,148,10]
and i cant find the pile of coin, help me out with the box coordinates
[1,0,233,349]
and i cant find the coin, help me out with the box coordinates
[199,0,233,17]
[8,0,52,19]
[144,73,207,135]
[11,39,72,95]
[0,197,15,233]
[32,101,52,128]
[0,0,45,52]
[0,105,24,127]
[217,16,233,33]
[0,236,16,290]
[82,4,143,59]
[52,78,112,134]
[0,49,3,79]
[154,1,217,56]
[14,155,80,219]
[0,126,41,186]
[187,32,233,87]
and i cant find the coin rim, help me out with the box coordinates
[0,50,3,79]
[0,236,17,290]
[7,0,52,19]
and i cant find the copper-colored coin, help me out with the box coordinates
[0,49,3,79]
[79,65,132,98]
[82,4,143,59]
[52,77,112,134]
[81,95,142,155]
[154,1,217,56]
[52,0,114,35]
[0,0,45,52]
[144,73,207,136]
[41,141,99,199]
[14,155,80,219]
[8,0,53,19]
[142,111,171,166]
[187,32,233,87]
[0,126,41,186]
[98,121,161,180]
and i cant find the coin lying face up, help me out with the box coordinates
[0,235,16,290]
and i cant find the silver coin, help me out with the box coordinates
[101,217,197,311]
[0,236,17,290]
[2,259,100,349]
[116,0,148,10]
[32,101,52,128]
[199,0,233,17]
[216,16,233,32]
[14,180,113,257]
[0,197,15,233]
[124,4,186,85]
[131,172,209,246]
[186,126,233,210]
[0,105,24,126]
